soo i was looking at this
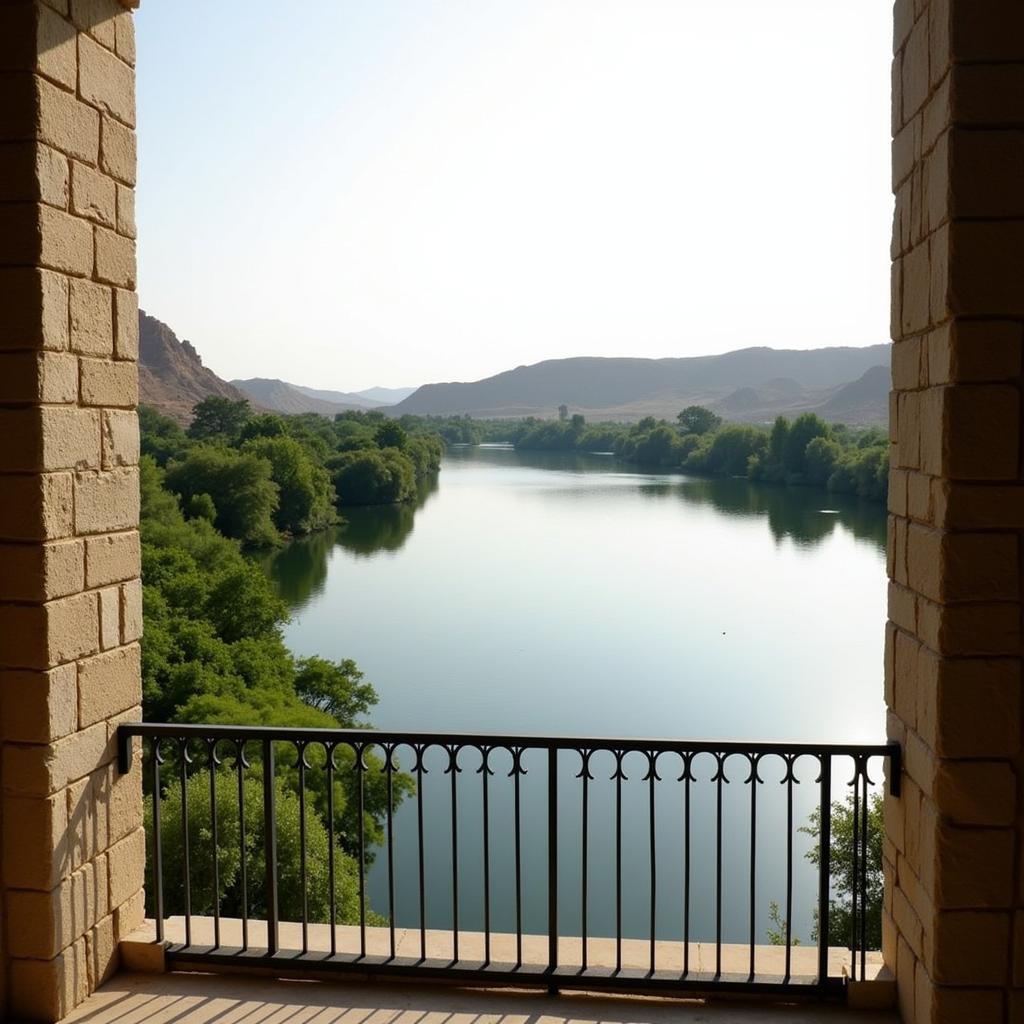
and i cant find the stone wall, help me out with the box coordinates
[886,0,1024,1021]
[0,0,144,1019]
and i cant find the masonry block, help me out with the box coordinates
[0,350,78,404]
[84,530,139,588]
[99,114,135,185]
[80,357,137,407]
[74,467,140,534]
[78,643,140,727]
[0,267,70,351]
[0,472,74,542]
[0,538,84,601]
[37,77,100,164]
[70,159,116,227]
[0,664,78,744]
[94,225,136,287]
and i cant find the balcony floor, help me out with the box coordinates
[64,971,899,1024]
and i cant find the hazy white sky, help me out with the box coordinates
[135,1,892,392]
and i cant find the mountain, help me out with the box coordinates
[293,385,383,408]
[392,345,891,423]
[231,378,366,416]
[355,386,418,405]
[817,365,891,422]
[139,311,248,424]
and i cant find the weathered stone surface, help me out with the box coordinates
[71,160,117,228]
[73,467,140,534]
[0,267,70,352]
[0,664,78,743]
[94,225,135,288]
[99,114,135,185]
[78,643,140,727]
[78,33,135,127]
[38,77,100,163]
[0,538,84,602]
[84,530,139,588]
[80,357,137,407]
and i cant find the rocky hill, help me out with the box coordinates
[230,378,365,416]
[139,311,248,424]
[392,345,891,424]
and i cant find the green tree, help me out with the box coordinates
[804,436,843,487]
[677,405,722,436]
[294,657,378,721]
[140,405,189,466]
[329,449,417,506]
[801,792,883,948]
[166,446,280,547]
[782,413,831,478]
[374,420,408,451]
[242,435,337,536]
[149,772,375,925]
[188,397,252,442]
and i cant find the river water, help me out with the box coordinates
[263,445,888,951]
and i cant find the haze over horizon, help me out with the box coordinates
[136,1,892,393]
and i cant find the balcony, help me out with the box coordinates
[90,722,900,1021]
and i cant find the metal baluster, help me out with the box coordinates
[482,747,491,967]
[386,746,396,961]
[236,741,248,952]
[749,755,758,980]
[581,753,589,972]
[547,747,558,986]
[180,741,192,949]
[514,752,523,968]
[785,758,795,983]
[417,747,426,961]
[298,743,308,955]
[851,766,861,982]
[208,741,220,950]
[357,745,366,959]
[649,752,657,976]
[262,739,278,956]
[859,770,869,982]
[450,745,460,963]
[715,756,724,979]
[817,756,833,992]
[683,758,690,978]
[615,753,623,974]
[149,739,165,943]
[326,747,337,957]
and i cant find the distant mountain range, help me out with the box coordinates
[390,346,891,424]
[228,379,417,416]
[138,311,890,427]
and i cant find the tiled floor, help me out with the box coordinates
[62,971,899,1024]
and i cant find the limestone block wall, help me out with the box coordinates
[0,0,144,1019]
[886,0,1024,1021]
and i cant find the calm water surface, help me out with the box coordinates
[263,446,888,948]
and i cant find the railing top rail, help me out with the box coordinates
[117,720,896,757]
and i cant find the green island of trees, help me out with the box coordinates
[411,406,888,504]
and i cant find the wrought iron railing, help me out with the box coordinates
[117,723,899,998]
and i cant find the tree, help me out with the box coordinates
[677,406,722,436]
[329,449,417,506]
[804,437,843,486]
[782,413,831,477]
[801,792,883,948]
[242,435,337,536]
[294,656,378,721]
[374,420,408,451]
[149,771,374,925]
[188,397,252,441]
[165,446,280,547]
[140,404,189,466]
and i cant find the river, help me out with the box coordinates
[262,445,888,949]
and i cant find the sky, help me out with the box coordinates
[135,1,893,392]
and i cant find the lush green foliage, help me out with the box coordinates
[140,450,413,923]
[802,793,884,948]
[140,401,444,548]
[504,406,888,503]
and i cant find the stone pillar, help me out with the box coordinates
[0,1,144,1019]
[886,1,1024,1021]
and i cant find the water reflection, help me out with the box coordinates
[259,476,439,611]
[675,476,887,551]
